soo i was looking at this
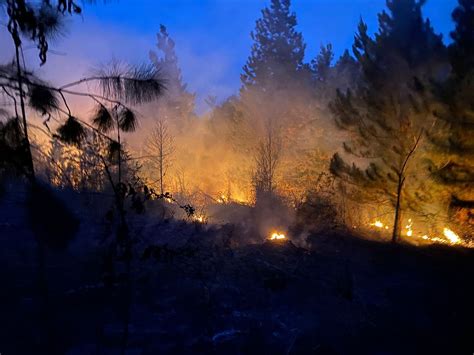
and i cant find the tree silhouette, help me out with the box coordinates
[149,24,196,132]
[241,0,307,93]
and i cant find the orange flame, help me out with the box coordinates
[270,232,286,240]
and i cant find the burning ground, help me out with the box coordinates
[0,185,473,354]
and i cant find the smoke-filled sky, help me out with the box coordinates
[0,0,457,112]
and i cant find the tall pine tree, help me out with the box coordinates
[149,25,195,130]
[241,0,307,92]
[429,0,474,237]
[330,0,446,242]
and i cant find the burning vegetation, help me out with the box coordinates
[368,218,466,247]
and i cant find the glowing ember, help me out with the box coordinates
[270,232,286,240]
[443,228,460,244]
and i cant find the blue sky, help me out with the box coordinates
[1,0,459,111]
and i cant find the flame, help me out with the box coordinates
[405,219,413,237]
[270,232,286,240]
[231,190,251,204]
[367,218,468,247]
[215,191,250,205]
[370,220,385,229]
[443,228,460,244]
[193,214,206,223]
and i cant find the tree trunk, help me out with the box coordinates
[391,175,405,244]
[15,42,35,180]
[159,139,164,195]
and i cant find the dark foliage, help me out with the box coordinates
[118,108,137,132]
[107,140,121,164]
[92,104,114,133]
[2,0,73,64]
[0,117,30,176]
[311,44,334,82]
[56,116,86,146]
[94,62,165,105]
[27,182,79,250]
[28,85,59,115]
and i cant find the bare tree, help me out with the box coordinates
[144,119,175,195]
[253,121,282,196]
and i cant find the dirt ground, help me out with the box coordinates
[1,219,473,354]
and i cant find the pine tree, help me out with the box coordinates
[149,25,195,130]
[310,46,360,102]
[241,0,307,92]
[330,0,447,243]
[333,49,360,92]
[429,0,474,237]
[311,44,334,83]
[149,24,187,97]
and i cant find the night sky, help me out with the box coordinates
[0,0,458,111]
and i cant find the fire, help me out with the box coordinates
[405,219,413,237]
[370,220,385,228]
[215,191,251,205]
[443,228,460,244]
[270,232,286,240]
[193,214,206,223]
[367,217,468,247]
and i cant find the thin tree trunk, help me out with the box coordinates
[114,118,132,355]
[120,247,132,355]
[268,130,273,192]
[14,42,35,179]
[159,137,164,195]
[117,118,122,192]
[12,34,52,352]
[391,131,423,244]
[391,175,405,243]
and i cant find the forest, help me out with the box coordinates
[0,0,473,354]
